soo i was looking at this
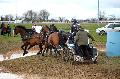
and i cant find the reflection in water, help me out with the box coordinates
[0,51,38,79]
[0,72,24,79]
[0,55,4,61]
[0,51,38,61]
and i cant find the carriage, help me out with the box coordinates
[62,21,98,63]
[62,30,98,64]
[64,41,98,63]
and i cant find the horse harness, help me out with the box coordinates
[21,29,36,41]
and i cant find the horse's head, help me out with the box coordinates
[14,27,19,35]
[14,25,26,36]
[50,24,58,32]
[41,25,50,33]
[41,25,50,38]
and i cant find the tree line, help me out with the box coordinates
[0,9,50,22]
[1,10,120,23]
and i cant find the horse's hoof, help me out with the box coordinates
[26,51,28,54]
[23,53,26,56]
[23,51,28,56]
[42,54,44,56]
[93,61,98,64]
[37,53,40,55]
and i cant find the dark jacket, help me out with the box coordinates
[74,29,94,46]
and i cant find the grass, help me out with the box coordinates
[0,35,22,54]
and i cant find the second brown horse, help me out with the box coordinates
[14,25,47,56]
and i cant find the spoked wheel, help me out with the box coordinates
[54,48,60,57]
[92,56,98,64]
[63,47,70,62]
[63,47,74,62]
[92,48,98,64]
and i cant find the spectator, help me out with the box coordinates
[0,22,5,35]
[7,24,11,36]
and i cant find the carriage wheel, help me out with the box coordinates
[63,47,73,62]
[63,47,71,62]
[92,56,98,64]
[93,61,98,64]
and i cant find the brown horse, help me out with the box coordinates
[47,32,61,56]
[14,25,46,56]
[49,24,59,33]
[41,25,69,57]
[41,25,50,33]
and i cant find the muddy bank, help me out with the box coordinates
[0,52,120,79]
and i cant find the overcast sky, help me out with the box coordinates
[0,0,120,20]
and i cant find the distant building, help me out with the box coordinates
[14,20,23,23]
[100,20,120,23]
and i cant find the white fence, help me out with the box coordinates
[0,20,23,24]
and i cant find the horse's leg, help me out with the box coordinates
[47,44,53,56]
[24,45,28,56]
[37,45,43,55]
[10,31,11,36]
[21,44,28,56]
[27,45,34,50]
[8,32,11,37]
[7,32,9,36]
[21,44,25,56]
[42,45,46,56]
[42,43,49,56]
[54,45,61,57]
[21,44,25,51]
[52,46,58,57]
[54,48,58,57]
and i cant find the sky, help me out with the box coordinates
[0,0,120,20]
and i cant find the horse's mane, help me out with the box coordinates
[50,25,58,32]
[41,25,50,31]
[16,25,26,30]
[45,25,50,30]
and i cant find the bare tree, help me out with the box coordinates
[0,16,4,21]
[2,15,14,21]
[108,15,116,20]
[58,17,65,22]
[99,11,106,21]
[38,9,50,21]
[23,10,37,22]
[5,15,9,21]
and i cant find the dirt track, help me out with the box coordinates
[0,45,120,79]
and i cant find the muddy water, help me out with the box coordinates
[0,47,106,79]
[0,51,38,79]
[0,55,4,61]
[0,51,38,61]
[0,72,24,79]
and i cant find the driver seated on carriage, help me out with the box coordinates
[74,27,95,59]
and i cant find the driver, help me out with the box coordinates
[74,27,95,59]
